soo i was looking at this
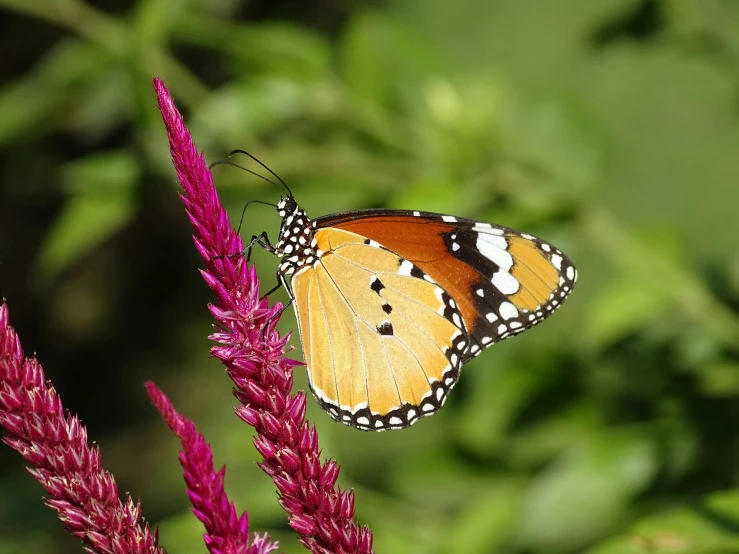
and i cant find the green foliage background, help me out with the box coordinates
[1,0,739,552]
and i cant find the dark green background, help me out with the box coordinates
[1,0,739,552]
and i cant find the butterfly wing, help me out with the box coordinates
[316,209,577,360]
[290,227,468,430]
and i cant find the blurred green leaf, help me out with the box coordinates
[0,40,108,145]
[35,191,135,283]
[445,478,524,554]
[60,150,142,194]
[515,429,658,552]
[697,360,739,397]
[587,274,672,347]
[229,23,332,79]
[0,535,55,554]
[502,93,602,197]
[588,488,739,554]
[341,11,446,106]
[454,358,555,457]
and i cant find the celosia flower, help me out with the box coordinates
[0,302,165,554]
[154,77,374,554]
[146,382,278,554]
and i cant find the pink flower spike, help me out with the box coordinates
[145,382,278,554]
[153,77,374,553]
[0,302,165,554]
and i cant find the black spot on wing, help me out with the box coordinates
[382,303,393,314]
[410,264,425,279]
[370,277,385,294]
[376,321,394,336]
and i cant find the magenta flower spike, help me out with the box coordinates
[153,78,374,554]
[145,382,278,554]
[0,302,165,554]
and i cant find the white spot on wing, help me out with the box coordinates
[492,271,519,295]
[474,224,504,235]
[442,215,457,222]
[499,302,519,320]
[566,266,575,281]
[476,235,513,271]
[551,254,563,270]
[399,260,414,276]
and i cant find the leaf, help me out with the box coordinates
[60,150,141,194]
[228,22,332,80]
[0,39,111,145]
[454,358,556,457]
[32,150,141,281]
[587,489,739,554]
[340,11,446,106]
[190,77,310,145]
[587,274,671,348]
[445,479,524,554]
[514,428,658,552]
[389,179,471,215]
[502,93,603,196]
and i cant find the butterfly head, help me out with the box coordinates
[275,197,319,275]
[276,196,298,217]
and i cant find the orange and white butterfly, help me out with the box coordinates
[232,158,577,431]
[244,191,578,432]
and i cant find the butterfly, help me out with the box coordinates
[222,153,577,432]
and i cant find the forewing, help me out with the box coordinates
[316,209,577,360]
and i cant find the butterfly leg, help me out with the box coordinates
[210,231,274,263]
[246,232,275,262]
[260,271,284,300]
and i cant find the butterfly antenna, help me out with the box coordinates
[209,159,284,189]
[228,149,293,198]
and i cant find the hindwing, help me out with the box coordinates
[290,227,468,431]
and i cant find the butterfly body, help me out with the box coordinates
[268,197,577,431]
